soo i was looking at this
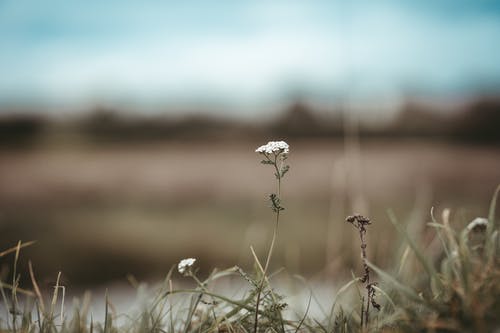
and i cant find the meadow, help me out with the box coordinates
[0,139,499,332]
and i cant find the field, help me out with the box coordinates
[0,140,498,282]
[0,139,499,332]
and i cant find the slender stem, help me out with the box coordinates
[360,296,365,329]
[346,215,379,330]
[264,155,282,274]
[360,227,370,327]
[254,154,283,333]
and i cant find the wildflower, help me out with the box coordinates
[255,141,289,155]
[178,258,196,275]
[466,217,488,232]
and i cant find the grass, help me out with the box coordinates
[0,142,499,333]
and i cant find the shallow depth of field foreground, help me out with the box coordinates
[1,140,499,333]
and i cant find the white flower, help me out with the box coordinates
[255,141,289,154]
[466,217,488,232]
[178,258,196,275]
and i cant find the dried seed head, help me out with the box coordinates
[346,214,371,227]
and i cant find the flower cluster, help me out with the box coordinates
[178,258,196,275]
[255,141,289,155]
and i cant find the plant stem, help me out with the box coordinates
[359,224,371,326]
[254,155,283,333]
[346,215,379,330]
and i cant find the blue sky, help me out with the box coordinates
[1,0,500,114]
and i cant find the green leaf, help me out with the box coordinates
[269,194,284,212]
[279,165,290,178]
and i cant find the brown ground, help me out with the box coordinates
[0,139,498,287]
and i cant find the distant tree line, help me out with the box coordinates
[0,96,499,148]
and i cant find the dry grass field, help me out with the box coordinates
[0,140,498,287]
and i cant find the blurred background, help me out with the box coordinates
[0,0,499,292]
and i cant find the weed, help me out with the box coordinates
[345,214,380,330]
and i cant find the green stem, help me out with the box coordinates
[254,154,283,333]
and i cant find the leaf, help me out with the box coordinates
[279,165,290,178]
[269,194,284,212]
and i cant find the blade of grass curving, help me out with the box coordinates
[0,241,36,258]
[487,184,500,254]
[387,210,442,289]
[427,222,451,258]
[166,279,175,333]
[249,246,265,278]
[0,282,34,297]
[371,285,396,310]
[149,266,175,313]
[59,285,66,325]
[327,277,360,332]
[248,246,285,333]
[396,245,411,277]
[49,272,61,324]
[206,266,240,283]
[314,318,330,333]
[150,282,175,323]
[488,184,500,227]
[0,282,11,330]
[35,299,42,332]
[486,231,498,268]
[250,245,267,333]
[168,289,262,314]
[292,274,328,318]
[457,229,473,297]
[12,241,21,333]
[367,261,436,310]
[28,261,45,313]
[104,289,109,333]
[216,292,256,322]
[0,278,11,330]
[294,292,312,333]
[441,209,460,254]
[183,290,202,333]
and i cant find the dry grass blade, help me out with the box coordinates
[49,272,62,322]
[0,282,35,297]
[488,184,500,226]
[0,241,36,258]
[29,261,45,313]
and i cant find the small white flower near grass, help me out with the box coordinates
[466,217,488,232]
[178,258,196,275]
